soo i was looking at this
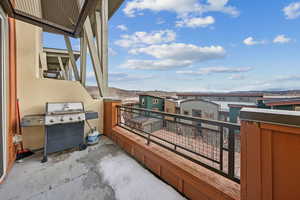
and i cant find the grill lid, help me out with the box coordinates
[46,102,84,115]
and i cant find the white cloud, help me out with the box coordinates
[116,25,128,31]
[125,43,225,70]
[123,0,239,17]
[115,30,176,48]
[243,37,265,46]
[228,74,246,80]
[120,59,192,70]
[109,72,153,82]
[273,34,291,44]
[176,66,252,75]
[87,71,153,82]
[109,48,117,56]
[274,75,300,81]
[176,16,215,28]
[130,43,226,62]
[205,0,239,16]
[283,2,300,19]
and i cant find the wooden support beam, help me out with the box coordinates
[84,16,103,97]
[80,34,87,87]
[64,36,80,81]
[95,11,102,67]
[101,0,109,96]
[68,60,74,80]
[64,59,72,80]
[58,56,67,80]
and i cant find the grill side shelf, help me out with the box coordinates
[21,114,45,127]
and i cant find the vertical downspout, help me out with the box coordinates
[7,17,17,172]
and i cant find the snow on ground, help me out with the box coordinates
[0,136,186,200]
[100,154,186,200]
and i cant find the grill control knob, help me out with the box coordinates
[50,119,54,123]
[78,116,81,120]
[60,118,64,122]
[69,117,73,120]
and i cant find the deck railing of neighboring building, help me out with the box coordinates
[116,105,241,183]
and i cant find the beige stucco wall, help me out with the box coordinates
[16,21,103,150]
[164,100,176,114]
[180,100,220,130]
[180,100,219,120]
[164,100,177,121]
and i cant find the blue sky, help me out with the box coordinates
[44,0,300,92]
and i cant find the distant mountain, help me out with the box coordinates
[86,86,176,100]
[86,86,300,100]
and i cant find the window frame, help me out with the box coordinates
[152,98,159,104]
[141,98,145,105]
[0,5,7,182]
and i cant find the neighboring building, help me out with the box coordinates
[41,47,81,80]
[180,99,219,120]
[257,96,300,111]
[122,97,140,108]
[123,102,140,108]
[212,101,257,123]
[177,92,263,103]
[228,104,257,123]
[180,99,220,132]
[164,98,183,114]
[139,94,165,111]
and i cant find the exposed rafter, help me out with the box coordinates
[58,56,67,80]
[64,36,80,81]
[80,34,87,87]
[101,0,109,96]
[84,16,103,97]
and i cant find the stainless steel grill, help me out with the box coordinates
[42,102,87,163]
[45,102,86,125]
[21,102,99,163]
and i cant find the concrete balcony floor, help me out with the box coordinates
[0,137,186,200]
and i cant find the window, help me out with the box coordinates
[152,99,159,104]
[192,110,202,118]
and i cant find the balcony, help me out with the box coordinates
[1,0,300,199]
[1,98,300,200]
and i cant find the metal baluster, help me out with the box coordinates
[228,128,235,178]
[219,126,224,171]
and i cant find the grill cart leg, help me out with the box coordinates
[41,128,48,163]
[79,143,87,151]
[41,156,48,163]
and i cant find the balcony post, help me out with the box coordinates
[240,108,300,200]
[103,98,121,138]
